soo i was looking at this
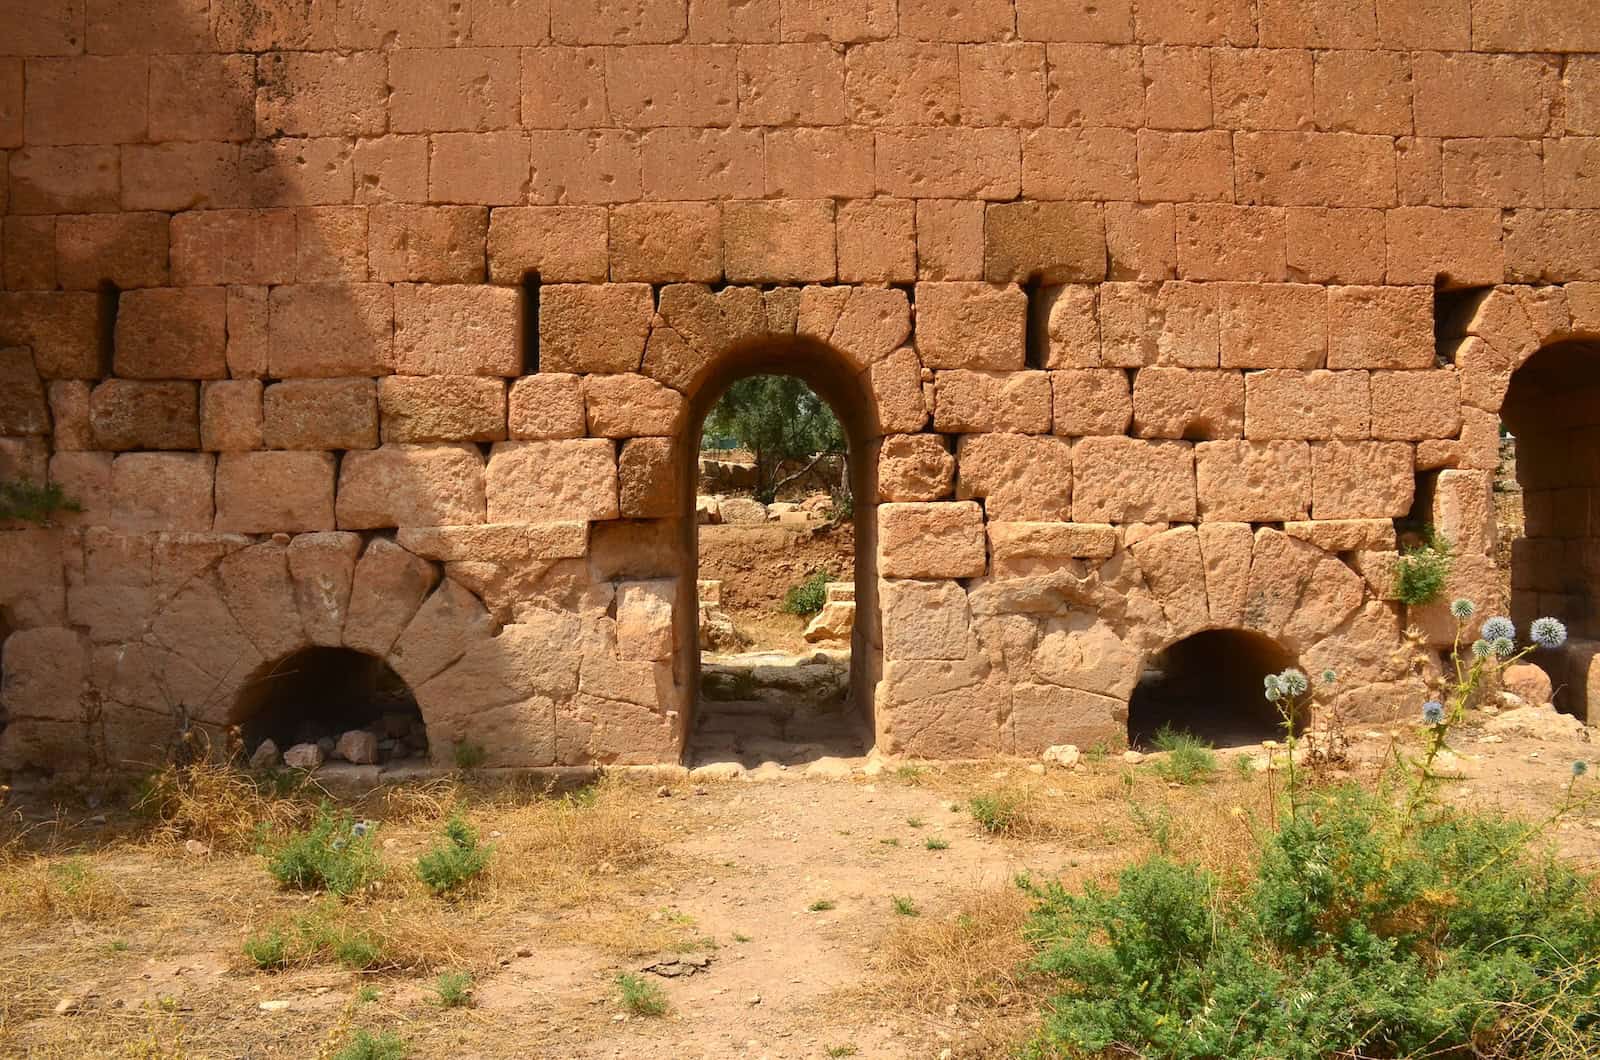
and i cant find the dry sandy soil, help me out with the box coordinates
[697,521,855,654]
[3,716,1597,1060]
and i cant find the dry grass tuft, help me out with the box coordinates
[135,762,319,853]
[0,856,133,924]
[854,884,1043,1055]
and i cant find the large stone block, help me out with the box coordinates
[508,373,587,439]
[263,378,378,450]
[90,380,199,451]
[113,287,228,380]
[379,376,507,443]
[882,579,971,661]
[1326,285,1434,369]
[1311,441,1414,519]
[538,283,653,374]
[1073,437,1196,522]
[0,292,108,379]
[1050,368,1132,436]
[915,282,1027,370]
[933,369,1051,433]
[1243,369,1371,440]
[1131,367,1243,439]
[0,627,85,725]
[879,501,987,579]
[983,201,1107,283]
[723,199,837,283]
[610,202,724,283]
[343,538,441,658]
[111,452,214,532]
[618,437,677,518]
[583,373,685,438]
[336,444,488,529]
[388,578,498,688]
[878,657,1002,756]
[485,439,619,523]
[1195,439,1311,521]
[955,433,1073,521]
[486,205,609,284]
[878,434,954,502]
[286,531,362,646]
[1370,370,1461,441]
[267,283,394,378]
[1099,281,1220,367]
[988,521,1117,576]
[200,379,264,452]
[393,284,522,375]
[0,347,49,436]
[617,579,675,661]
[1217,282,1328,368]
[215,451,337,533]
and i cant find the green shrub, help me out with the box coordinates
[1022,785,1600,1059]
[1148,725,1218,785]
[416,814,491,896]
[452,741,486,770]
[969,791,1024,835]
[1394,528,1454,605]
[0,478,80,524]
[890,895,920,917]
[332,1029,407,1060]
[243,929,289,970]
[616,972,668,1017]
[434,970,472,1008]
[260,805,382,897]
[781,569,832,616]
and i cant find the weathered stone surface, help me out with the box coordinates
[0,627,85,724]
[879,502,987,579]
[111,453,214,532]
[90,381,200,451]
[989,522,1117,577]
[1310,442,1414,519]
[539,284,653,374]
[1195,440,1310,522]
[1073,437,1196,522]
[263,378,378,450]
[1051,369,1132,436]
[915,282,1027,370]
[508,373,587,440]
[882,579,971,661]
[878,434,955,502]
[217,540,306,663]
[934,369,1051,433]
[583,374,685,438]
[879,658,1002,757]
[287,532,362,647]
[388,578,498,688]
[379,376,507,443]
[1131,368,1244,439]
[955,433,1073,521]
[1129,525,1210,637]
[215,451,337,534]
[343,539,441,658]
[617,579,675,661]
[336,444,488,529]
[485,440,619,523]
[0,348,50,436]
[618,437,677,518]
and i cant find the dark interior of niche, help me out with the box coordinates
[235,647,427,764]
[521,270,540,373]
[1432,284,1492,364]
[1127,629,1299,748]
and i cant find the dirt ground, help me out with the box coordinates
[3,720,1597,1060]
[697,522,855,654]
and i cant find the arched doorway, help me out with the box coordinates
[673,338,882,766]
[1501,338,1600,714]
[1127,629,1298,748]
[233,646,428,767]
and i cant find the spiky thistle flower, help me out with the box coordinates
[1471,639,1493,661]
[1450,598,1475,620]
[1263,674,1283,700]
[1422,701,1446,725]
[1321,668,1337,685]
[1573,760,1589,778]
[1279,669,1309,697]
[1531,617,1568,650]
[1492,637,1516,659]
[1480,616,1516,643]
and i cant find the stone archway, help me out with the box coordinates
[1501,338,1600,716]
[1127,628,1299,747]
[672,335,886,764]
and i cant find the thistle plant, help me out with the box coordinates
[1263,666,1334,819]
[1407,599,1569,823]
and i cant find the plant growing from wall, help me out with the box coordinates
[0,478,79,524]
[1393,527,1454,605]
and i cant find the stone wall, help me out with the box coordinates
[3,0,1600,772]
